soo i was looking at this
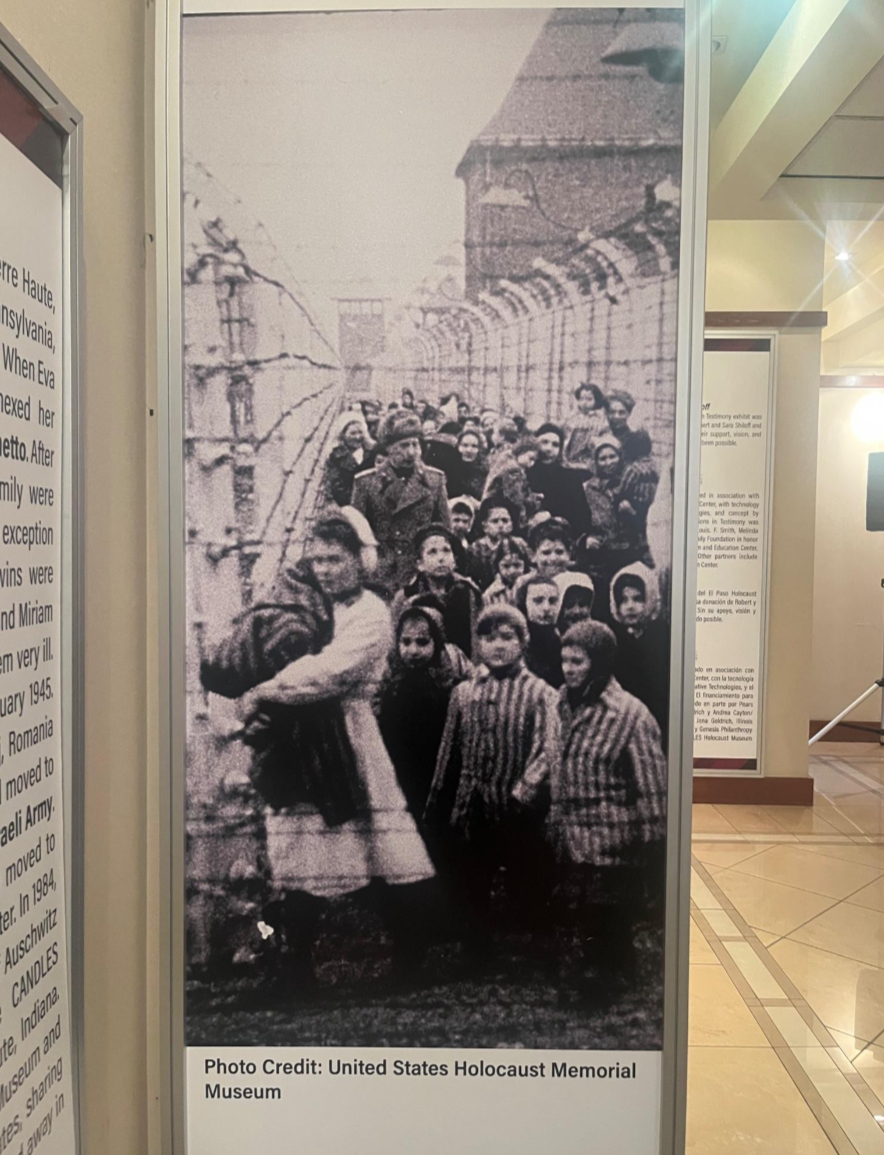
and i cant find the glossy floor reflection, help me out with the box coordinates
[688,744,884,1154]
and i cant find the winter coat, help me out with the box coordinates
[446,455,488,503]
[422,435,462,492]
[392,571,482,658]
[378,645,471,820]
[550,676,667,867]
[352,460,452,590]
[322,443,374,507]
[426,662,561,838]
[609,562,670,741]
[199,565,364,825]
[563,411,609,468]
[257,588,434,896]
[482,575,517,607]
[466,535,529,592]
[526,460,591,535]
[483,461,541,529]
[582,456,659,568]
[526,623,563,689]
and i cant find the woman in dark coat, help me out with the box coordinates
[603,389,654,463]
[525,423,590,536]
[322,411,374,507]
[581,436,659,608]
[446,428,488,502]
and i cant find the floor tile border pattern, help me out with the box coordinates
[691,856,884,1155]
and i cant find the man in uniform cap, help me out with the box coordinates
[352,410,452,591]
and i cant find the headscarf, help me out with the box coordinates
[333,506,379,576]
[449,494,479,522]
[535,422,566,459]
[387,603,458,693]
[475,603,529,648]
[332,410,368,445]
[593,434,623,461]
[610,562,661,625]
[554,572,595,629]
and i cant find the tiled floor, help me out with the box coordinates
[688,744,884,1154]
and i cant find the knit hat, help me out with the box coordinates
[478,494,520,531]
[321,506,379,575]
[593,434,623,461]
[332,410,368,443]
[535,422,565,443]
[560,620,618,682]
[475,603,529,647]
[528,516,573,551]
[412,523,460,555]
[381,411,422,448]
[396,601,447,644]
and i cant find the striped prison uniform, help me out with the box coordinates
[550,676,667,868]
[426,661,560,838]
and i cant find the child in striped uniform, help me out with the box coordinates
[552,620,667,1005]
[425,604,560,965]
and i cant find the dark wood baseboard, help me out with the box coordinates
[693,776,814,806]
[809,720,881,743]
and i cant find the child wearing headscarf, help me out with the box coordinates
[610,563,670,741]
[516,574,564,689]
[551,621,667,1006]
[554,572,596,633]
[378,604,472,823]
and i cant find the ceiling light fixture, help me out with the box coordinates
[836,251,852,262]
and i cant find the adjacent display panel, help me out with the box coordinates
[154,2,710,1152]
[0,27,83,1155]
[693,337,774,773]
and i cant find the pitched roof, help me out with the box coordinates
[457,8,683,171]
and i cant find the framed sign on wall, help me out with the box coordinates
[151,2,710,1152]
[693,335,776,776]
[0,22,84,1155]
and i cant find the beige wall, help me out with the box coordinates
[812,388,884,722]
[706,220,824,777]
[1,4,147,1155]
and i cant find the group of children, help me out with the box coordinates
[393,499,670,739]
[374,514,669,1003]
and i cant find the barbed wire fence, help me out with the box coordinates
[183,166,346,967]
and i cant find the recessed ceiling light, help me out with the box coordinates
[836,251,852,262]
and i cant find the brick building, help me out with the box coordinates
[457,8,684,298]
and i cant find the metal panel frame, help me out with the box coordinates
[151,3,711,1151]
[0,22,85,1155]
[695,331,779,781]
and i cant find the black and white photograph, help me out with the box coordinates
[183,5,683,1052]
